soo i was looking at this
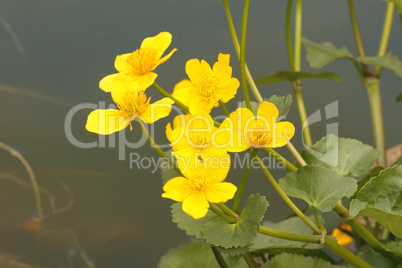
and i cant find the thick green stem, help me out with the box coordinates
[314,210,326,235]
[293,81,312,146]
[0,142,43,219]
[324,237,373,268]
[240,0,252,110]
[219,100,230,117]
[348,0,370,75]
[365,78,387,167]
[373,2,395,77]
[259,226,321,243]
[286,0,295,71]
[261,147,297,172]
[136,120,181,173]
[255,155,320,233]
[211,246,229,268]
[333,202,390,256]
[243,252,258,268]
[286,141,307,166]
[152,82,189,113]
[209,204,237,223]
[232,149,258,213]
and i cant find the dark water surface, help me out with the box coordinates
[0,0,401,267]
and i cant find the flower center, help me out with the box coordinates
[119,90,150,118]
[198,75,218,98]
[246,122,272,147]
[127,48,158,75]
[189,133,210,149]
[189,177,210,192]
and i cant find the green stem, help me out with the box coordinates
[232,149,258,213]
[365,78,387,167]
[294,0,302,73]
[324,237,373,268]
[292,81,312,146]
[209,204,237,223]
[286,141,307,166]
[261,147,297,172]
[240,0,252,110]
[136,120,181,173]
[211,246,229,268]
[255,155,320,234]
[333,202,387,255]
[152,82,189,113]
[0,142,43,219]
[373,2,395,77]
[259,226,321,243]
[243,252,258,268]
[221,0,263,102]
[348,0,370,75]
[216,203,239,219]
[364,216,373,234]
[286,0,295,71]
[314,210,326,234]
[219,100,230,117]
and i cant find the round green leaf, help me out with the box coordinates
[262,253,341,268]
[279,166,357,212]
[350,166,402,238]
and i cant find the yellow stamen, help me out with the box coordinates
[198,74,218,98]
[189,133,211,149]
[127,48,158,75]
[246,122,272,147]
[118,90,151,119]
[189,177,210,192]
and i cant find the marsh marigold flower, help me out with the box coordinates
[332,223,353,246]
[215,101,295,152]
[162,157,236,219]
[172,53,240,115]
[99,32,177,92]
[86,76,174,135]
[166,113,227,159]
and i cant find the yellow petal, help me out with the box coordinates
[182,192,209,219]
[99,73,120,92]
[267,121,295,148]
[162,176,192,202]
[204,154,231,183]
[216,78,240,103]
[205,182,237,203]
[86,109,130,135]
[185,59,212,86]
[188,95,213,115]
[110,76,137,107]
[332,227,353,246]
[157,48,177,66]
[141,32,173,60]
[133,72,158,90]
[141,98,174,124]
[257,101,279,126]
[215,108,254,152]
[172,79,198,106]
[115,53,133,73]
[212,53,232,82]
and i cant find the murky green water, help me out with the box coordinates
[0,0,401,267]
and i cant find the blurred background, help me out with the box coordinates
[0,0,401,267]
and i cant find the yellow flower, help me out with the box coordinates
[332,224,353,246]
[162,157,236,219]
[86,76,174,135]
[215,101,295,152]
[172,53,240,115]
[166,114,227,159]
[99,32,177,92]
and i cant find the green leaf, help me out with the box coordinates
[263,95,293,118]
[397,93,402,103]
[279,166,357,212]
[350,166,402,238]
[301,37,355,69]
[239,101,259,115]
[346,245,397,268]
[255,70,342,84]
[250,216,322,253]
[157,242,247,268]
[215,244,250,256]
[301,134,381,177]
[357,53,402,78]
[171,203,219,239]
[262,253,341,268]
[394,155,402,166]
[352,166,385,199]
[382,241,402,257]
[382,0,402,14]
[202,194,269,248]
